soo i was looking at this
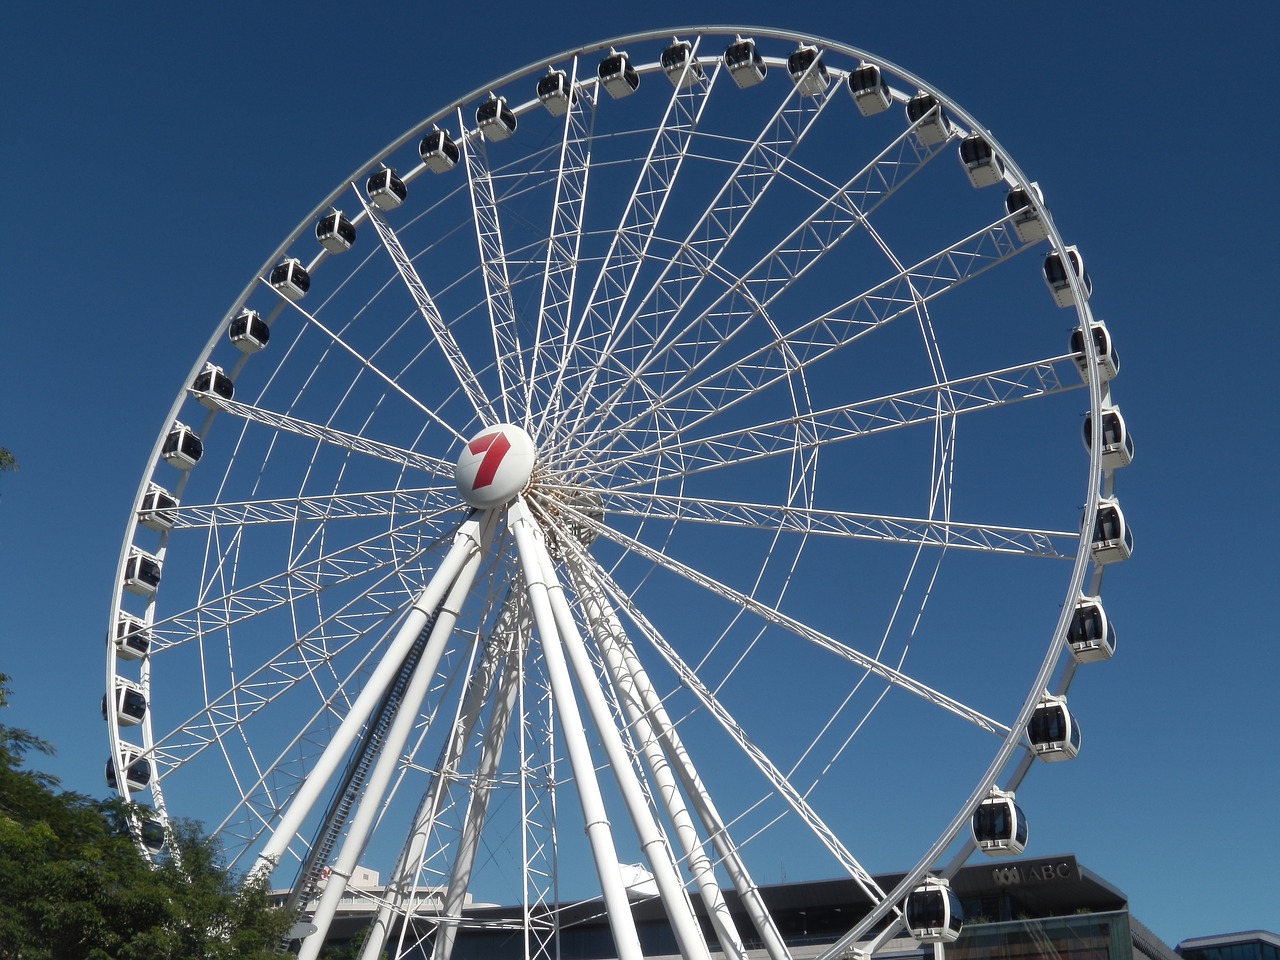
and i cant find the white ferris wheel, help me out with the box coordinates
[104,26,1132,960]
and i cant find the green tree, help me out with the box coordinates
[0,448,16,472]
[0,674,295,958]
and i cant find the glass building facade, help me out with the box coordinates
[312,854,1186,960]
[1179,932,1280,960]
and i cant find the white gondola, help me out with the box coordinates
[788,44,829,96]
[598,49,639,99]
[959,133,1005,188]
[269,257,310,301]
[315,209,356,252]
[972,787,1028,856]
[1082,405,1134,471]
[366,166,407,210]
[906,92,951,145]
[906,877,964,943]
[1028,693,1081,761]
[419,128,460,173]
[228,309,269,353]
[113,612,151,661]
[103,678,147,727]
[1089,497,1133,565]
[161,421,202,469]
[1043,245,1092,308]
[138,813,165,853]
[1005,182,1048,243]
[725,37,767,88]
[192,362,233,410]
[123,547,162,597]
[477,94,517,141]
[106,746,153,792]
[138,483,178,532]
[847,63,892,116]
[661,39,703,88]
[536,70,577,115]
[1068,595,1116,664]
[1070,320,1119,383]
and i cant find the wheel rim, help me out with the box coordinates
[105,27,1120,960]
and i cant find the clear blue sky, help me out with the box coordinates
[2,1,1276,949]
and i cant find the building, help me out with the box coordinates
[305,854,1179,960]
[1177,932,1280,960]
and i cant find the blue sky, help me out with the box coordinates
[2,1,1277,949]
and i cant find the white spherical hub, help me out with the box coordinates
[454,424,536,509]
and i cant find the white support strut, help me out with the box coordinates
[507,498,645,960]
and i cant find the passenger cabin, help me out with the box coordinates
[162,421,202,469]
[113,612,151,661]
[847,63,892,116]
[906,877,964,943]
[1083,405,1134,471]
[537,70,577,115]
[420,128,460,172]
[477,94,517,141]
[599,50,639,99]
[725,38,767,88]
[1069,595,1116,663]
[788,44,829,96]
[1070,320,1119,383]
[1043,245,1092,308]
[139,816,165,853]
[1005,182,1048,243]
[229,309,269,353]
[1089,497,1133,565]
[906,92,951,145]
[104,678,147,727]
[106,748,153,792]
[123,548,162,597]
[972,788,1028,856]
[192,363,233,410]
[315,210,356,252]
[1028,694,1081,761]
[269,257,310,301]
[959,134,1004,188]
[138,483,177,532]
[366,167,407,210]
[661,40,703,87]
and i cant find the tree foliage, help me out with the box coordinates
[0,447,16,472]
[0,674,295,958]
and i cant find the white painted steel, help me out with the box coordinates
[104,26,1125,960]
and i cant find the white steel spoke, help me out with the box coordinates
[461,112,524,422]
[575,514,1011,734]
[571,542,893,908]
[263,278,470,444]
[353,186,497,426]
[191,392,455,478]
[568,356,1082,490]
[161,486,458,530]
[587,491,1076,558]
[523,58,594,431]
[148,510,457,654]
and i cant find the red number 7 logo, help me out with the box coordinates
[467,431,512,491]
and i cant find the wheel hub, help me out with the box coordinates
[454,424,537,509]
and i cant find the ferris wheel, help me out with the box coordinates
[103,26,1132,960]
